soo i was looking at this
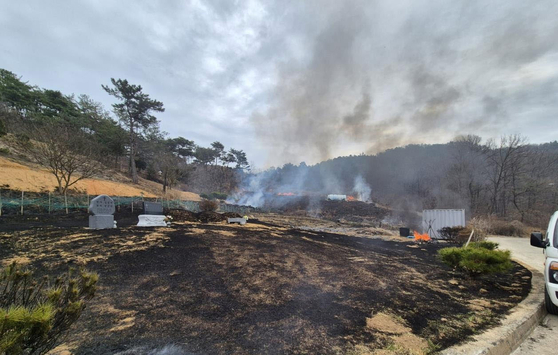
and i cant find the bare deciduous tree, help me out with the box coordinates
[483,134,528,217]
[21,123,102,194]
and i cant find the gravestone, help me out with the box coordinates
[137,214,168,227]
[137,201,167,227]
[143,201,164,215]
[89,195,115,229]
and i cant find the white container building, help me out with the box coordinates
[422,209,466,239]
[327,194,347,201]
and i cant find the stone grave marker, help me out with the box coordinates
[89,195,115,229]
[143,201,164,215]
[137,201,167,227]
[227,217,247,225]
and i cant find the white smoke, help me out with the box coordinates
[114,345,188,355]
[226,173,267,207]
[353,175,372,202]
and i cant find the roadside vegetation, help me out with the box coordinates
[439,242,513,276]
[0,263,97,354]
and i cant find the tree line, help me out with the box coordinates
[251,135,558,227]
[0,69,249,194]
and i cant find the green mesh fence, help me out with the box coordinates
[0,190,252,215]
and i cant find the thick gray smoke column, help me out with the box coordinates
[251,2,371,165]
[252,0,558,166]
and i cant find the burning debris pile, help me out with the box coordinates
[225,168,391,224]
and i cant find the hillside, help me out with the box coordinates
[0,155,200,200]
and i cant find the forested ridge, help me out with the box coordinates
[251,137,558,226]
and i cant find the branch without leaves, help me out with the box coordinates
[20,122,103,194]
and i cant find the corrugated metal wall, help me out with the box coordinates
[422,209,466,239]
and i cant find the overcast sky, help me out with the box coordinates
[2,0,558,168]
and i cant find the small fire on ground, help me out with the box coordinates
[413,231,431,242]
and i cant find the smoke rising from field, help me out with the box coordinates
[353,175,372,202]
[252,0,558,166]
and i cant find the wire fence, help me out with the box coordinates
[0,190,254,216]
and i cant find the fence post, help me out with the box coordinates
[131,198,134,213]
[64,192,68,214]
[48,192,51,214]
[20,191,24,215]
[0,190,2,216]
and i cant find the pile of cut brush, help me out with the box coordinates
[167,209,242,223]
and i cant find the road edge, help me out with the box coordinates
[440,259,545,355]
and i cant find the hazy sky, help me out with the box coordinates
[2,0,558,168]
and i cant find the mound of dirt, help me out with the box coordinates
[167,209,237,223]
[222,212,242,218]
[167,209,198,222]
[318,200,389,221]
[197,211,227,223]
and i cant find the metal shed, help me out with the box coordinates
[422,209,466,239]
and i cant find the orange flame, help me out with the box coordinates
[277,192,296,196]
[347,196,356,201]
[413,231,431,242]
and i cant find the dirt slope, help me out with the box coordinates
[0,156,200,200]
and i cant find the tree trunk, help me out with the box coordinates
[129,120,138,184]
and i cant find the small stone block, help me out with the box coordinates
[137,215,168,227]
[227,218,247,225]
[89,215,115,229]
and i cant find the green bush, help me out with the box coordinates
[439,245,512,275]
[211,192,228,200]
[438,247,463,267]
[0,262,98,354]
[468,241,499,250]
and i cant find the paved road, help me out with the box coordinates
[487,236,557,355]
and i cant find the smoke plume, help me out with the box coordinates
[252,0,558,166]
[353,175,372,202]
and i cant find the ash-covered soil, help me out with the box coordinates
[0,217,531,355]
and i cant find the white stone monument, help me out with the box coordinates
[137,201,168,227]
[137,214,169,227]
[89,195,115,229]
[227,217,247,225]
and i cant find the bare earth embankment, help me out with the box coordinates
[0,156,200,200]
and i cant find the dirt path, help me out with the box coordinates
[488,236,545,271]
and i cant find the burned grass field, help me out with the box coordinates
[0,216,531,355]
